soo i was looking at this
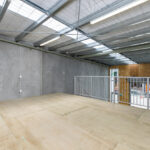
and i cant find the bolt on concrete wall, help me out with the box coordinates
[0,41,42,101]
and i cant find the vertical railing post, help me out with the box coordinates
[74,76,76,95]
[110,76,112,102]
[108,76,110,102]
[91,76,92,98]
[129,78,131,105]
[113,77,115,103]
[118,76,120,103]
[147,78,149,110]
[81,77,83,96]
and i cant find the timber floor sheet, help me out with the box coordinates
[0,93,150,150]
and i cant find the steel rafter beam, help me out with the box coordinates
[0,0,11,22]
[122,49,150,55]
[34,0,132,47]
[58,41,99,53]
[53,25,150,54]
[90,11,150,37]
[108,36,150,49]
[99,26,150,43]
[0,34,101,65]
[15,0,69,42]
[50,13,150,53]
[71,0,132,28]
[55,11,150,52]
[34,32,60,47]
[34,28,72,47]
[55,28,104,53]
[78,43,150,59]
[50,37,89,50]
[21,0,46,13]
[47,39,75,49]
[15,0,149,65]
[68,47,96,54]
[57,44,87,53]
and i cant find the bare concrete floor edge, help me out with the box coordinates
[0,93,150,150]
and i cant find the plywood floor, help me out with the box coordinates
[0,93,150,150]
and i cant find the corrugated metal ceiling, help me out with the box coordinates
[0,0,150,65]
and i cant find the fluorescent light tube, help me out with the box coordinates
[40,36,60,46]
[91,0,149,24]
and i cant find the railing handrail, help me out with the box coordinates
[74,76,150,110]
[75,76,150,78]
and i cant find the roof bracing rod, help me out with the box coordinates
[15,0,69,42]
[0,0,11,22]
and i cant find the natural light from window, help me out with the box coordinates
[43,18,70,32]
[109,53,136,64]
[94,45,110,51]
[0,0,5,6]
[82,39,98,46]
[5,0,136,65]
[8,0,45,21]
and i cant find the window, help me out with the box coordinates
[109,53,136,64]
[82,39,98,45]
[8,0,45,21]
[43,17,70,32]
[94,45,110,51]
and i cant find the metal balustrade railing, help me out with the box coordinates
[74,76,150,110]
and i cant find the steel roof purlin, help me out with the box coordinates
[33,0,132,47]
[1,0,150,65]
[15,0,70,42]
[78,43,150,59]
[0,0,11,22]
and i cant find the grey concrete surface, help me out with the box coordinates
[42,52,108,95]
[0,41,108,101]
[0,41,42,101]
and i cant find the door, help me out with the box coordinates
[110,69,119,103]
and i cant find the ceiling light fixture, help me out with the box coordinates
[40,36,60,46]
[91,0,149,25]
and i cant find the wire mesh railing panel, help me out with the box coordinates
[74,76,109,101]
[74,76,150,110]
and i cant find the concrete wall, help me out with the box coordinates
[42,53,108,95]
[0,42,42,101]
[0,41,108,101]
